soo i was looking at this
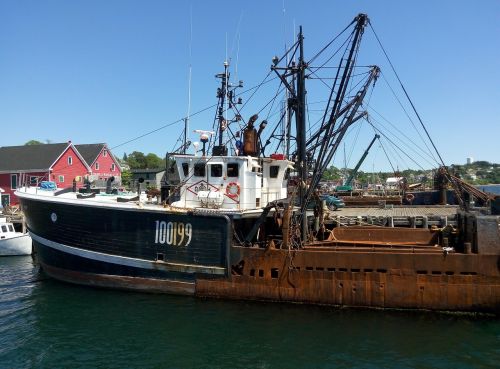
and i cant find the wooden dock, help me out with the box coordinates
[326,205,458,228]
[2,207,26,233]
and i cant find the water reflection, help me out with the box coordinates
[0,257,498,369]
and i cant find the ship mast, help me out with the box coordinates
[217,61,229,148]
[271,16,373,243]
[213,61,243,156]
[271,27,308,241]
[295,27,308,241]
[211,62,228,154]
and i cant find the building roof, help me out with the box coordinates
[130,168,165,174]
[0,143,68,172]
[74,143,105,166]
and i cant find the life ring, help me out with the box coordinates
[406,193,415,202]
[226,182,240,197]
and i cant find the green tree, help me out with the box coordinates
[145,153,164,169]
[121,169,132,186]
[24,140,44,145]
[322,166,342,181]
[126,151,147,169]
[473,161,491,168]
[125,151,165,169]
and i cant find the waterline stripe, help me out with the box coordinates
[30,233,225,275]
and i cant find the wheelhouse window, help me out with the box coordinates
[194,163,206,177]
[269,165,280,178]
[210,164,223,177]
[58,175,65,183]
[182,163,189,176]
[8,225,14,232]
[68,156,73,165]
[10,174,17,189]
[95,162,99,170]
[227,163,239,177]
[1,225,6,232]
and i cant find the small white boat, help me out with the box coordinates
[0,217,32,256]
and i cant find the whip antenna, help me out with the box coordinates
[184,5,194,154]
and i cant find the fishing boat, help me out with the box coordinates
[16,14,499,312]
[0,217,32,256]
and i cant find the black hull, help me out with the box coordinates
[21,197,231,293]
[35,240,196,294]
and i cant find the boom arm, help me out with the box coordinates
[336,134,379,192]
[344,134,380,186]
[307,65,380,199]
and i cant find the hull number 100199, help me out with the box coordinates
[154,221,192,247]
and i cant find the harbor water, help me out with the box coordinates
[477,184,500,195]
[0,256,498,369]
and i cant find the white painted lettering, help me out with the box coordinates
[154,221,192,247]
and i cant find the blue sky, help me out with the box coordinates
[1,0,499,172]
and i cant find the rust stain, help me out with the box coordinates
[41,263,196,295]
[196,246,500,313]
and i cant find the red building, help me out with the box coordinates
[75,144,121,183]
[0,142,121,206]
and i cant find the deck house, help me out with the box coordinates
[130,168,165,190]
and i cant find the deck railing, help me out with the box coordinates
[18,172,51,194]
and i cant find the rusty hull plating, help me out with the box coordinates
[197,245,499,313]
[197,215,500,313]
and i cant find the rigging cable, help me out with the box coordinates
[307,28,355,75]
[230,11,244,80]
[110,103,216,151]
[306,30,356,160]
[307,19,356,64]
[380,72,438,163]
[371,126,396,174]
[110,74,279,152]
[366,107,438,167]
[345,117,364,168]
[368,22,453,175]
[186,5,193,152]
[366,119,427,171]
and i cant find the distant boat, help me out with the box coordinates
[0,217,32,256]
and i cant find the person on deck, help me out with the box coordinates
[235,131,243,156]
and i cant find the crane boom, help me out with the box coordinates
[336,134,380,192]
